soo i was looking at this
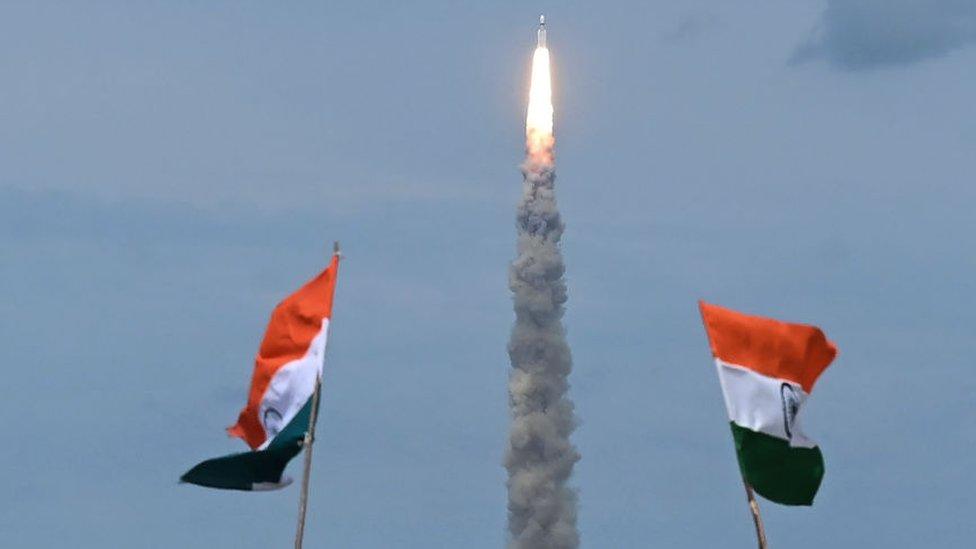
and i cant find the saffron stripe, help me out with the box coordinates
[699,301,836,393]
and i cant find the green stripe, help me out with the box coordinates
[730,422,824,506]
[180,392,317,491]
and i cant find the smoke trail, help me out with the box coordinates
[505,34,580,548]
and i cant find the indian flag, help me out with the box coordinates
[699,301,837,506]
[180,252,340,491]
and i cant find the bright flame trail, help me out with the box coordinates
[505,16,580,549]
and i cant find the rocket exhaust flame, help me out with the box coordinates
[526,20,553,160]
[506,16,580,549]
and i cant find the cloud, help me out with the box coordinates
[791,0,976,70]
[661,13,719,44]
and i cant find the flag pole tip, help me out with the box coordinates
[333,241,340,254]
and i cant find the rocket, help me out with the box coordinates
[537,15,547,48]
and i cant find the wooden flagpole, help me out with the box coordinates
[294,376,322,549]
[294,241,339,549]
[742,478,768,549]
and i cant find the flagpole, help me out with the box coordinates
[294,241,339,549]
[294,375,321,549]
[742,479,768,549]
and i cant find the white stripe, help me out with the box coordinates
[257,317,329,450]
[252,477,293,491]
[715,359,816,448]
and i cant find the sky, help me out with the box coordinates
[1,1,974,547]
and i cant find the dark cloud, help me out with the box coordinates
[792,0,976,70]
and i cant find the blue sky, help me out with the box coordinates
[1,1,974,547]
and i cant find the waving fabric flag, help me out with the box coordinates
[699,301,837,506]
[181,253,340,491]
